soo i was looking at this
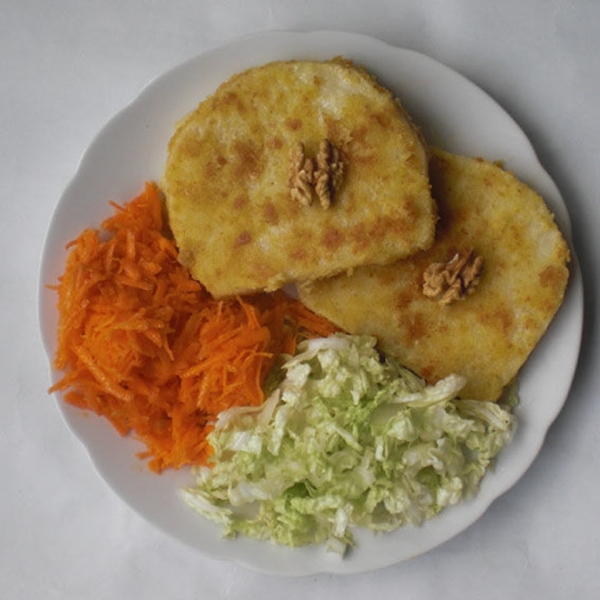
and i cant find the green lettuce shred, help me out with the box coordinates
[181,334,515,554]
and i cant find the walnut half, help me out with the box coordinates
[288,139,344,208]
[422,249,484,305]
[288,142,315,206]
[315,139,345,209]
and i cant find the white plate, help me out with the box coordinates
[39,30,583,575]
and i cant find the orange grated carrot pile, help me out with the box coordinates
[49,182,340,472]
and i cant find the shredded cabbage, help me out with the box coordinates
[181,334,515,554]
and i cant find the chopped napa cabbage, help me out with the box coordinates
[181,334,515,554]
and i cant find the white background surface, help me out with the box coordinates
[2,1,599,598]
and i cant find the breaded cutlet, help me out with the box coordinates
[162,58,436,297]
[299,148,570,401]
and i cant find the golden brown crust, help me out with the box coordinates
[299,148,570,401]
[162,59,436,297]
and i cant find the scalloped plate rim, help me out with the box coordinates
[38,30,583,576]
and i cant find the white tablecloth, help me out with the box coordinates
[2,1,599,598]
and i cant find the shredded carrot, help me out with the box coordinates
[49,182,340,472]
